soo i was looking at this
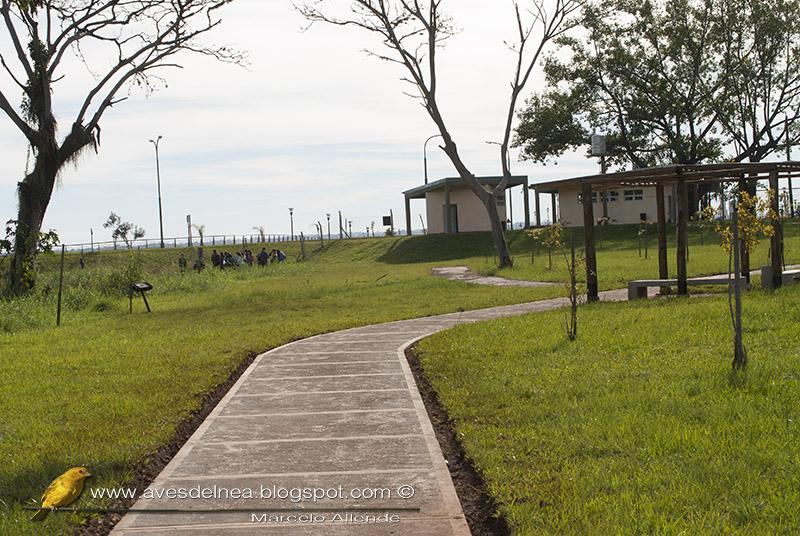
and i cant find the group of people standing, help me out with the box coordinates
[209,248,285,269]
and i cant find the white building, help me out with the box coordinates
[531,179,678,226]
[403,176,530,234]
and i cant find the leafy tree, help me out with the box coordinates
[515,0,724,169]
[514,0,800,178]
[0,0,241,294]
[103,212,145,249]
[710,0,800,163]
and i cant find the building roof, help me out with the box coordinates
[403,175,528,199]
[530,162,800,193]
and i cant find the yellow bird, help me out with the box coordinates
[31,467,92,522]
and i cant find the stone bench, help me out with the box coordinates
[628,276,749,300]
[761,266,800,289]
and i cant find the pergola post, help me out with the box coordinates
[534,189,541,227]
[656,183,669,286]
[769,169,783,288]
[676,179,689,295]
[551,193,558,224]
[581,181,599,302]
[444,181,452,234]
[523,179,531,228]
[404,195,412,237]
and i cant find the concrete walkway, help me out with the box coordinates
[432,266,556,287]
[111,289,636,535]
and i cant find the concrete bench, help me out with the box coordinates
[628,276,749,300]
[784,269,800,284]
[761,266,800,289]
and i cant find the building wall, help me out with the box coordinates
[556,185,665,226]
[426,184,507,234]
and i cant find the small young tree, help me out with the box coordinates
[103,212,145,250]
[711,191,777,369]
[714,191,776,270]
[1,219,58,281]
[529,221,564,270]
[527,221,582,339]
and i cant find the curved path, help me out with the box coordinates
[112,289,632,535]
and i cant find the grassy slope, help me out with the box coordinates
[0,236,561,535]
[502,222,800,289]
[416,287,800,535]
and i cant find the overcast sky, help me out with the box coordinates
[0,1,594,245]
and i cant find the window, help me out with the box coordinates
[592,191,619,203]
[624,189,644,201]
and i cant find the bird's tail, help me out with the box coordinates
[30,508,49,522]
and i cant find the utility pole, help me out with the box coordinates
[486,140,513,229]
[90,228,94,252]
[326,213,331,240]
[148,135,165,248]
[338,211,343,239]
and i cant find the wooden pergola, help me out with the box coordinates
[547,162,800,301]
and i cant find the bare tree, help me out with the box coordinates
[0,0,242,294]
[193,223,206,245]
[252,225,265,242]
[297,0,582,267]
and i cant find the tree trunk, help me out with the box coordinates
[8,150,59,294]
[439,138,513,267]
[8,127,92,294]
[482,193,513,267]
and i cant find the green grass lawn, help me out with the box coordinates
[0,228,795,534]
[415,286,800,534]
[480,221,800,290]
[0,236,561,535]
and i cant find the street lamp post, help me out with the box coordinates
[289,208,294,241]
[148,135,165,248]
[486,140,513,229]
[424,134,443,185]
[326,213,331,240]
